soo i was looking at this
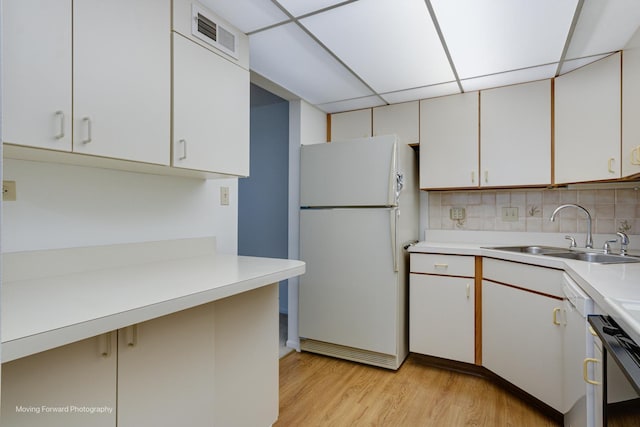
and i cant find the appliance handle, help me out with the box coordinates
[388,140,398,206]
[390,208,399,272]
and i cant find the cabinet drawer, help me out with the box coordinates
[410,253,475,277]
[482,258,562,297]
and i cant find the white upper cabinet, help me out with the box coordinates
[330,109,372,140]
[480,80,551,187]
[420,92,479,189]
[622,30,640,178]
[172,34,250,176]
[555,53,621,184]
[373,101,419,144]
[2,0,72,151]
[73,0,170,165]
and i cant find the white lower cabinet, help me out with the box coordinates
[1,284,278,427]
[409,254,475,364]
[482,259,564,412]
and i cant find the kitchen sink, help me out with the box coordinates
[485,246,640,264]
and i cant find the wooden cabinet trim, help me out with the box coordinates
[475,256,482,366]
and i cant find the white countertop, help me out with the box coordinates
[1,238,305,363]
[410,239,640,346]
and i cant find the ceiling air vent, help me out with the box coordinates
[191,4,239,60]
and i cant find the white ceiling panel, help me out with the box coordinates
[317,95,386,113]
[198,0,288,33]
[380,82,460,104]
[460,64,557,92]
[432,0,578,79]
[565,0,640,60]
[249,23,374,105]
[278,0,347,17]
[558,54,610,75]
[300,0,455,93]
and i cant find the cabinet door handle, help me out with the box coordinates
[179,139,187,160]
[608,157,615,174]
[484,170,488,183]
[471,171,475,183]
[552,307,562,325]
[466,283,471,299]
[54,110,65,140]
[99,332,112,358]
[583,358,601,385]
[125,325,138,348]
[82,117,92,144]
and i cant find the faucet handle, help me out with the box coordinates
[565,235,577,248]
[616,231,630,255]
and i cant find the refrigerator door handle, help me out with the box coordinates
[390,208,399,272]
[387,141,398,206]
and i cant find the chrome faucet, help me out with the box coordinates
[549,204,593,249]
[617,231,630,255]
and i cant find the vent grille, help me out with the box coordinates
[300,338,401,370]
[217,26,235,53]
[196,13,217,42]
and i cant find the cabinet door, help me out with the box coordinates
[410,273,475,363]
[330,109,372,140]
[622,33,640,177]
[482,280,564,411]
[420,92,479,189]
[555,53,621,184]
[73,0,170,165]
[2,0,72,151]
[373,101,419,144]
[1,334,117,427]
[480,80,551,187]
[173,34,250,175]
[116,303,216,427]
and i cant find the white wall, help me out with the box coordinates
[287,99,326,351]
[2,159,238,254]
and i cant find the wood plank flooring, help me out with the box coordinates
[275,351,561,427]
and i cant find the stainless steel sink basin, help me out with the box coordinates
[542,252,640,264]
[485,246,640,264]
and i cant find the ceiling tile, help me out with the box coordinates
[249,23,375,105]
[300,0,455,94]
[380,82,460,104]
[198,0,288,33]
[460,64,557,92]
[316,95,386,113]
[277,0,348,17]
[565,0,640,60]
[432,0,578,79]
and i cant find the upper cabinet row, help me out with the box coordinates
[331,51,640,189]
[2,0,249,178]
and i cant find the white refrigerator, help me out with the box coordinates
[299,135,419,370]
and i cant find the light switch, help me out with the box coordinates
[449,207,465,220]
[220,186,230,206]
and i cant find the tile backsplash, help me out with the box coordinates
[428,187,640,235]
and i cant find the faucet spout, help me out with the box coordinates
[549,204,593,249]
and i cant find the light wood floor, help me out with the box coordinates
[275,351,561,427]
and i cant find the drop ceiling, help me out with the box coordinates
[200,0,640,113]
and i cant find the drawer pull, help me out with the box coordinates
[583,358,601,385]
[552,307,562,325]
[433,263,448,269]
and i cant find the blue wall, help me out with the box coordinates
[239,87,289,313]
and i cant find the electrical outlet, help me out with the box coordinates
[502,207,518,222]
[2,180,16,201]
[449,207,466,220]
[220,186,230,206]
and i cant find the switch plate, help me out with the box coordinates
[449,207,466,220]
[502,207,518,222]
[2,180,16,201]
[220,186,229,206]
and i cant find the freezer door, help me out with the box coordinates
[299,208,399,355]
[300,136,398,207]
